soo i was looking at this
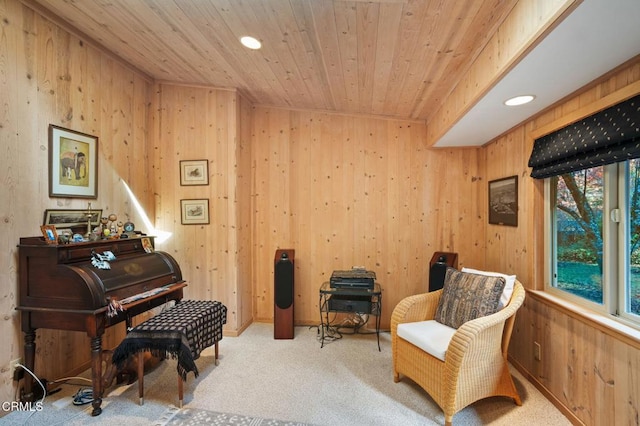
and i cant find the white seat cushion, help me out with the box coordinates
[396,320,456,361]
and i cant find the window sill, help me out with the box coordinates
[527,289,640,349]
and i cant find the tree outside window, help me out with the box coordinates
[552,160,640,317]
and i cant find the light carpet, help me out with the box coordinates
[1,322,571,425]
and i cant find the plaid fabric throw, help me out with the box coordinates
[112,300,227,380]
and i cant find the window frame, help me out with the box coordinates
[618,161,640,325]
[543,162,640,329]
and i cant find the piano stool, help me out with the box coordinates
[112,300,227,407]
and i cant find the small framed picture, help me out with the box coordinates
[141,237,154,253]
[40,225,58,244]
[180,160,209,186]
[49,125,99,198]
[488,175,518,226]
[181,199,210,225]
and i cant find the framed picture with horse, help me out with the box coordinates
[48,124,98,199]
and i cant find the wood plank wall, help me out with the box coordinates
[250,107,486,328]
[237,95,254,333]
[0,0,154,403]
[151,82,253,334]
[486,58,640,426]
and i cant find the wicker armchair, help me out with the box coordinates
[391,280,525,425]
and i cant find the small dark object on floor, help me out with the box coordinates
[102,350,163,389]
[73,388,93,406]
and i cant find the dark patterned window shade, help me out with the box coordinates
[528,94,640,179]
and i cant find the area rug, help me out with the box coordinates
[155,405,311,426]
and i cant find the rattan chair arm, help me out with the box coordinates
[390,290,442,331]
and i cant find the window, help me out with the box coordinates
[546,159,640,326]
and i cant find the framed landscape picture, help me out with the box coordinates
[180,160,209,186]
[488,175,518,226]
[43,208,102,230]
[49,125,99,199]
[180,199,210,225]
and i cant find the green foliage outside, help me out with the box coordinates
[557,261,640,314]
[555,161,640,317]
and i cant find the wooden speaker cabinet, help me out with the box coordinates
[429,251,458,292]
[274,249,295,339]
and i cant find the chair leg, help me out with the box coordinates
[137,352,144,405]
[444,412,454,426]
[215,341,219,366]
[503,367,522,406]
[178,373,184,408]
[513,394,522,406]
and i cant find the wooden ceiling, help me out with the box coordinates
[25,0,519,124]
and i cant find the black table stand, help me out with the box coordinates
[318,282,382,351]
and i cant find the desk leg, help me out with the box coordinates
[21,330,36,402]
[90,336,103,416]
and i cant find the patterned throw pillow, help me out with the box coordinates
[434,268,506,329]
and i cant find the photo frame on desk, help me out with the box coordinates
[180,160,209,186]
[40,225,58,245]
[488,175,518,226]
[48,125,98,199]
[141,237,154,253]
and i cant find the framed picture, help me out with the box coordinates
[488,175,518,226]
[43,208,102,229]
[181,199,210,225]
[40,225,58,244]
[49,125,99,198]
[141,237,154,253]
[180,160,209,186]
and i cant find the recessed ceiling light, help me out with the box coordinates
[240,36,261,50]
[504,95,535,106]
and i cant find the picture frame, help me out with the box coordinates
[49,125,99,198]
[488,175,518,226]
[180,159,209,186]
[141,237,154,253]
[180,199,210,225]
[40,225,58,244]
[43,208,102,230]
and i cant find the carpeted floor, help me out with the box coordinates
[1,322,571,426]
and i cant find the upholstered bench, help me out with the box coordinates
[112,300,227,407]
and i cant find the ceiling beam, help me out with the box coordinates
[425,0,581,148]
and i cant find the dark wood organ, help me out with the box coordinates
[17,236,187,416]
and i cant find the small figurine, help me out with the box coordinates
[108,214,118,235]
[100,217,109,237]
[90,250,116,269]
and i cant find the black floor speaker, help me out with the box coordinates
[429,251,458,292]
[274,249,295,339]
